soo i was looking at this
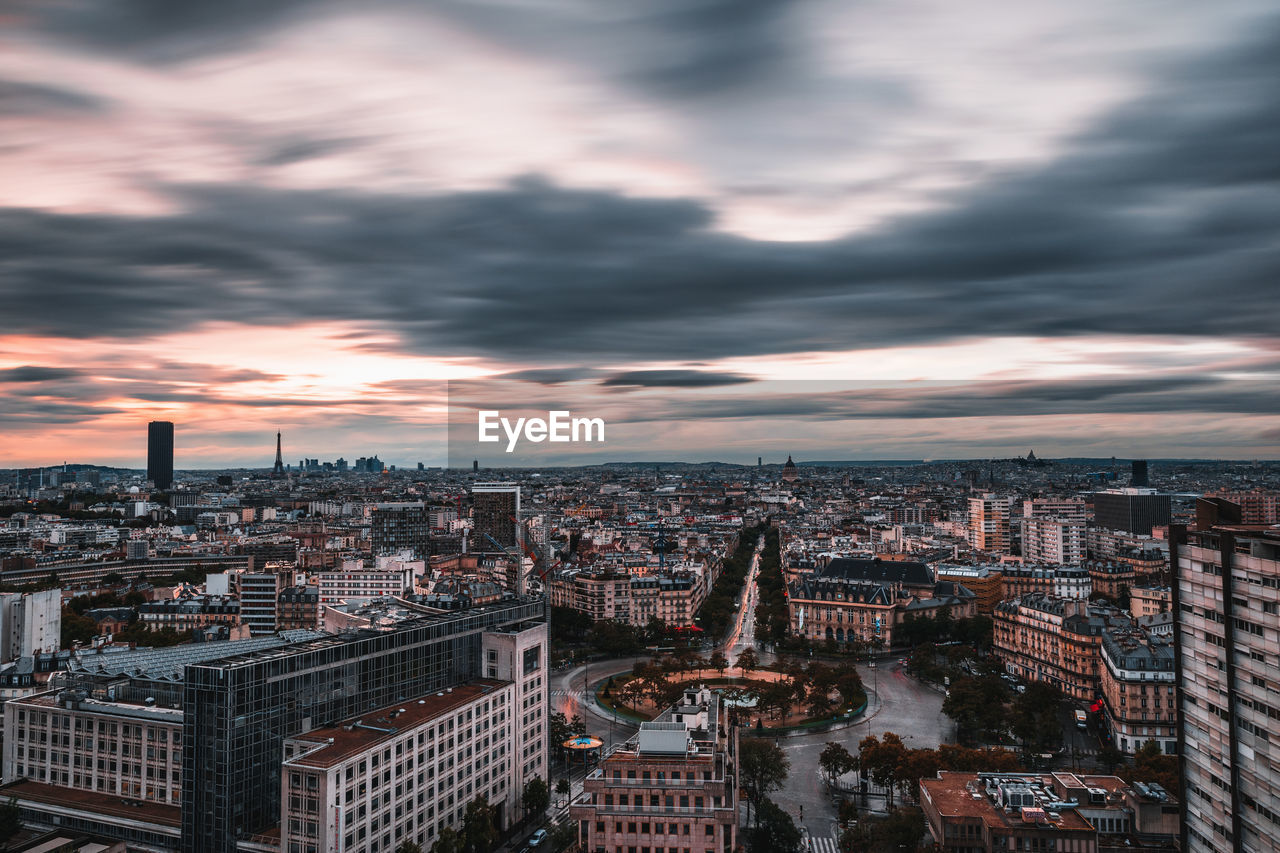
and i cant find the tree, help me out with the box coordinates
[398,843,424,853]
[461,795,498,853]
[709,650,729,676]
[431,827,463,853]
[61,610,97,647]
[739,738,790,827]
[943,675,1010,743]
[556,778,571,796]
[1010,682,1062,754]
[860,733,907,807]
[749,798,803,853]
[1121,740,1180,796]
[522,777,549,818]
[548,821,578,853]
[1097,745,1126,774]
[819,742,857,788]
[102,571,124,585]
[735,647,759,672]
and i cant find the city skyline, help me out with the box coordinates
[2,1,1279,466]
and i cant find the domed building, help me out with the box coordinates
[781,455,798,482]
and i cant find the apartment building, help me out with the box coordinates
[280,680,519,853]
[1021,517,1086,565]
[1087,561,1138,601]
[788,561,975,648]
[1129,583,1170,618]
[570,685,737,853]
[316,562,413,605]
[136,595,240,634]
[969,495,1011,554]
[1097,629,1176,755]
[3,688,184,805]
[993,594,1130,702]
[1172,515,1280,853]
[1000,564,1092,601]
[1023,497,1088,524]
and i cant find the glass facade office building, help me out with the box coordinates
[180,599,544,853]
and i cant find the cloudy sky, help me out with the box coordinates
[2,0,1278,467]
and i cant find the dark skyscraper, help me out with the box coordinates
[147,421,174,490]
[1131,459,1149,487]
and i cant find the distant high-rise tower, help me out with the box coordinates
[473,459,479,473]
[1131,459,1149,487]
[272,432,285,477]
[472,483,520,549]
[147,421,174,490]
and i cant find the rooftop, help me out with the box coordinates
[285,679,510,769]
[1,779,181,828]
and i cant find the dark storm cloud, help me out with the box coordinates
[601,370,755,388]
[490,368,600,386]
[0,366,84,383]
[2,17,1280,363]
[32,0,804,100]
[33,0,325,63]
[632,377,1280,422]
[0,80,106,116]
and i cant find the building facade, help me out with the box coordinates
[1098,630,1177,755]
[279,680,519,853]
[147,421,175,491]
[570,686,737,853]
[3,688,184,805]
[1173,521,1280,853]
[180,599,545,853]
[993,594,1129,702]
[1093,490,1171,536]
[969,494,1011,554]
[472,484,520,550]
[1021,517,1086,565]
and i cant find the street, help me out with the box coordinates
[548,533,954,852]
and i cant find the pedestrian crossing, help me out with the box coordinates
[808,836,839,853]
[551,688,589,701]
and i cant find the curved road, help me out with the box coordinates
[550,534,951,844]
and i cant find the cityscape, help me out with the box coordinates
[0,428,1277,852]
[3,1,1280,852]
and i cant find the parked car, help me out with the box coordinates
[529,830,549,847]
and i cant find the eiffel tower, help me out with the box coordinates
[272,431,285,477]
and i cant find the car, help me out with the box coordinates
[529,830,549,847]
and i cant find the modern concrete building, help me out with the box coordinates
[1022,517,1086,565]
[1092,489,1171,536]
[969,494,1011,554]
[1172,515,1280,853]
[279,679,519,853]
[1023,497,1088,524]
[370,503,431,559]
[181,599,545,853]
[0,589,61,662]
[570,685,738,853]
